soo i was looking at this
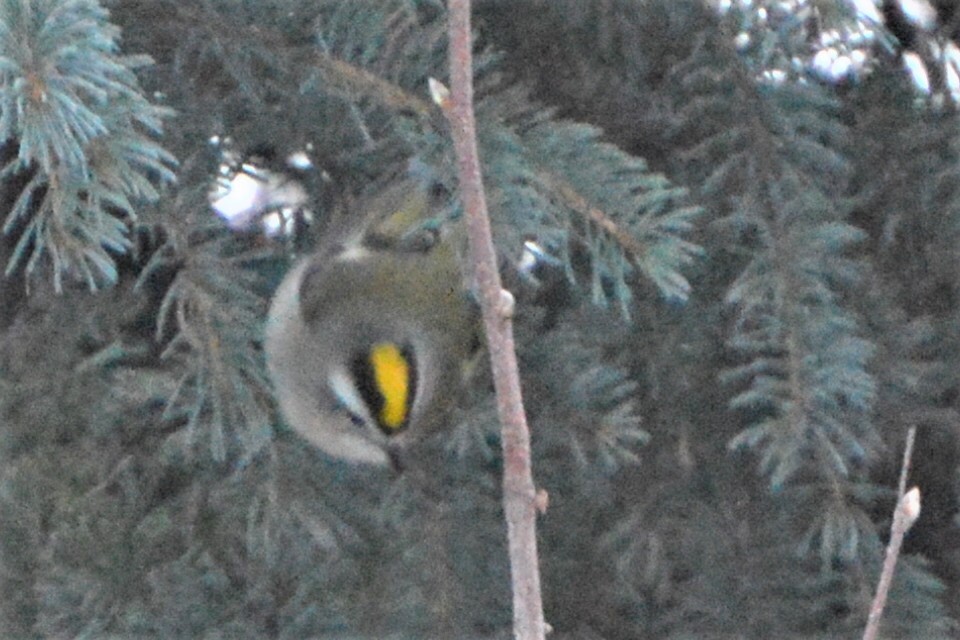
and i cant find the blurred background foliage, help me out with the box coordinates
[1,0,960,637]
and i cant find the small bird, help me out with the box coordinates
[265,177,480,466]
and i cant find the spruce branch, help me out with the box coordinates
[0,0,175,291]
[306,13,700,316]
[863,426,921,640]
[313,54,433,119]
[438,1,545,638]
[544,172,647,265]
[148,226,272,463]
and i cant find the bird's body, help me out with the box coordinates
[265,179,478,465]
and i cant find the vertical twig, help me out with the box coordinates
[863,426,921,640]
[435,1,546,638]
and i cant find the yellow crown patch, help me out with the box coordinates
[369,342,412,431]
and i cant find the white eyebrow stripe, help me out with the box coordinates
[328,368,373,427]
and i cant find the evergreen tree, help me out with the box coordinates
[1,0,958,637]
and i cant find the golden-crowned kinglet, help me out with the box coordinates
[265,179,479,466]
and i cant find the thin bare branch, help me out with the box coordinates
[439,1,546,638]
[863,426,921,640]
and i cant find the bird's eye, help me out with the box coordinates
[328,397,367,428]
[346,412,365,427]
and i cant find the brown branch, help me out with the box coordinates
[542,171,647,262]
[439,1,546,638]
[312,55,434,118]
[863,426,922,640]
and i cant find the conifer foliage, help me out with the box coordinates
[0,0,176,290]
[1,0,959,638]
